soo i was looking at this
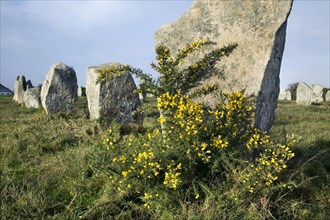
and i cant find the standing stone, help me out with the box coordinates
[278,89,285,100]
[296,82,313,105]
[278,89,291,101]
[285,90,292,101]
[155,0,293,132]
[311,84,324,103]
[325,90,330,102]
[40,63,78,114]
[24,87,41,108]
[13,75,27,104]
[86,62,142,124]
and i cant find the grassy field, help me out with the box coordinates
[271,101,330,219]
[0,96,329,219]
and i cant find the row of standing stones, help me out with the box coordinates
[278,82,330,105]
[12,63,141,125]
[12,0,327,130]
[13,62,330,129]
[12,0,294,131]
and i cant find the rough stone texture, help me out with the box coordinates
[86,62,142,124]
[13,75,27,104]
[286,91,292,101]
[278,89,286,100]
[278,89,291,101]
[296,83,325,105]
[325,90,330,102]
[296,82,313,105]
[311,84,324,103]
[40,63,78,114]
[24,87,41,108]
[155,0,293,132]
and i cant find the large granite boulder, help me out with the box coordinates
[325,90,330,102]
[86,62,142,124]
[296,82,325,105]
[296,82,313,105]
[285,90,292,101]
[13,75,27,104]
[24,86,41,108]
[278,89,291,101]
[40,63,78,114]
[155,0,293,132]
[311,84,324,103]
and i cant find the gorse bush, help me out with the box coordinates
[97,39,237,97]
[96,39,297,217]
[101,91,295,216]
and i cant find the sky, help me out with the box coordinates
[0,0,329,91]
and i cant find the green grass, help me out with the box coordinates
[0,96,105,219]
[270,101,330,219]
[0,96,329,219]
[272,101,330,146]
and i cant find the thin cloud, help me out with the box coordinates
[2,1,124,34]
[1,0,328,89]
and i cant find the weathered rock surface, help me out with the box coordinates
[24,87,41,108]
[278,89,291,101]
[311,84,324,103]
[286,90,292,101]
[296,82,313,105]
[155,0,293,131]
[325,90,330,102]
[40,63,78,114]
[296,83,325,105]
[86,62,142,124]
[13,75,27,104]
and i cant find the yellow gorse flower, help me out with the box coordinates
[103,88,295,207]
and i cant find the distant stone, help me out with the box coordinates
[278,89,286,100]
[285,90,292,101]
[278,89,291,101]
[155,0,293,132]
[77,86,86,96]
[325,90,330,102]
[86,62,142,124]
[296,83,325,105]
[26,80,33,89]
[296,82,313,105]
[40,63,78,114]
[311,84,324,103]
[24,87,41,108]
[286,83,298,100]
[13,75,27,104]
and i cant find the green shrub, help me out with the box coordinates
[94,39,299,218]
[100,91,295,218]
[97,39,237,97]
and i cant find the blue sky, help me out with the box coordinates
[1,0,329,90]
